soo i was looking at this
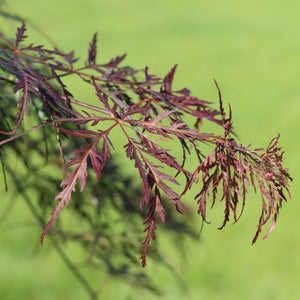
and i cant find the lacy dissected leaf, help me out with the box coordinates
[124,140,153,209]
[126,128,192,178]
[141,187,165,267]
[41,134,111,242]
[181,134,291,244]
[0,26,79,135]
[0,66,31,134]
[249,135,292,243]
[124,136,184,210]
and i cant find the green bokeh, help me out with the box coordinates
[1,0,299,299]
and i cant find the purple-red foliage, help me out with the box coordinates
[0,22,292,266]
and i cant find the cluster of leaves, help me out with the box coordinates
[0,21,292,269]
[0,116,193,297]
[0,24,195,293]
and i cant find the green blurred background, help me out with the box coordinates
[1,0,299,299]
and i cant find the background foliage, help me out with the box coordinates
[0,0,299,299]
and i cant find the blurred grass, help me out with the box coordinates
[1,0,299,299]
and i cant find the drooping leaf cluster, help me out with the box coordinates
[0,110,192,295]
[0,21,292,268]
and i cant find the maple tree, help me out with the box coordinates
[0,20,292,297]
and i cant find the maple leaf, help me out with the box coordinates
[140,187,165,267]
[41,133,111,243]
